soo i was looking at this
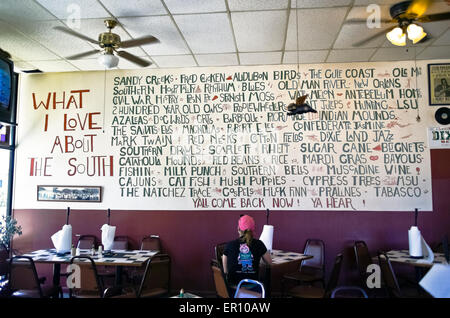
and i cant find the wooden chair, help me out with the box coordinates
[282,239,325,292]
[214,242,227,269]
[69,256,104,298]
[112,236,129,250]
[354,241,373,286]
[287,253,343,298]
[77,235,97,249]
[234,279,265,298]
[104,254,171,298]
[8,256,60,298]
[97,236,131,285]
[140,235,162,251]
[331,286,368,298]
[211,259,230,298]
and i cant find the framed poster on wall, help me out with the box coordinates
[37,185,102,202]
[428,63,450,106]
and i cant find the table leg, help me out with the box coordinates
[115,266,123,286]
[53,263,61,286]
[264,266,271,298]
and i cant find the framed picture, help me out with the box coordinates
[37,185,102,202]
[428,63,450,106]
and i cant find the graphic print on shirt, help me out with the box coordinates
[238,243,253,273]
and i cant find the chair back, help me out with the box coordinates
[443,235,449,262]
[77,235,97,249]
[234,279,265,298]
[0,243,9,277]
[9,256,43,297]
[211,260,230,298]
[69,256,104,297]
[302,239,325,270]
[138,254,170,298]
[112,236,129,250]
[377,251,401,298]
[214,242,227,269]
[140,235,161,251]
[354,241,372,282]
[325,253,343,296]
[331,286,368,298]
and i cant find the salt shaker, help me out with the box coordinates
[98,245,103,256]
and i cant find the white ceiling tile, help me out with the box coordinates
[11,20,95,59]
[195,53,238,66]
[286,8,348,50]
[239,52,282,65]
[229,0,288,11]
[327,48,375,62]
[291,0,352,8]
[334,23,388,48]
[164,0,226,14]
[0,0,56,22]
[100,0,167,17]
[13,61,38,73]
[416,46,450,60]
[232,11,288,52]
[283,50,328,64]
[0,21,61,61]
[370,47,417,61]
[119,16,189,55]
[36,0,111,19]
[345,5,392,21]
[432,28,450,46]
[353,0,404,6]
[151,55,197,68]
[174,13,235,54]
[69,58,115,71]
[27,60,79,73]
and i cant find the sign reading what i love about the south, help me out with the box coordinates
[14,60,441,211]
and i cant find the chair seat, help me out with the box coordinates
[288,285,326,298]
[11,285,60,298]
[283,267,324,282]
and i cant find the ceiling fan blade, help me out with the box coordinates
[417,12,450,22]
[116,51,152,67]
[352,27,394,47]
[406,0,433,18]
[53,26,99,45]
[120,35,159,48]
[65,50,101,60]
[345,18,395,24]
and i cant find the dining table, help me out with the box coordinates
[260,249,313,297]
[20,248,159,290]
[382,249,448,284]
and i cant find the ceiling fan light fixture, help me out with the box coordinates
[98,52,119,69]
[386,27,406,46]
[407,23,427,44]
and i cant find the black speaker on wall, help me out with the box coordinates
[435,107,450,125]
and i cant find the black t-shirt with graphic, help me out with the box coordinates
[223,237,267,285]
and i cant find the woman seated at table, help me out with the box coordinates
[222,215,272,286]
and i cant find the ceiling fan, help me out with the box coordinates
[346,0,450,47]
[54,19,159,68]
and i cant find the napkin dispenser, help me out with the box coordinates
[259,225,274,252]
[101,224,116,251]
[408,226,434,262]
[51,224,72,255]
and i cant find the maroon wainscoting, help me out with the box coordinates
[12,149,450,294]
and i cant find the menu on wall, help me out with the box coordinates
[15,61,438,211]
